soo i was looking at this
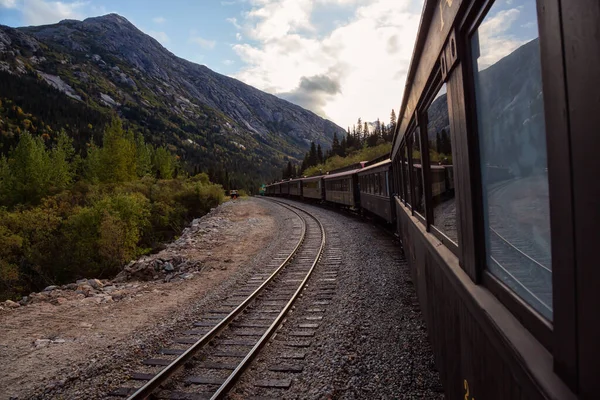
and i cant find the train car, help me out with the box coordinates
[301,176,324,201]
[288,178,302,197]
[390,0,598,399]
[279,181,289,197]
[357,159,394,223]
[323,168,360,208]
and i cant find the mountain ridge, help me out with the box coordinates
[0,14,345,186]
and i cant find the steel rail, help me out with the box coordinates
[126,201,308,400]
[489,256,552,314]
[489,227,551,273]
[210,198,326,399]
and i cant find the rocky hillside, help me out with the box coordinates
[0,14,344,186]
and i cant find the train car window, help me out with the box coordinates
[471,0,552,320]
[410,130,425,215]
[426,83,458,245]
[403,144,411,205]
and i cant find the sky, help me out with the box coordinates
[0,0,539,129]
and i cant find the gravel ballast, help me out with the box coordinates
[231,198,445,399]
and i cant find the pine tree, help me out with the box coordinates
[317,143,323,164]
[346,127,353,150]
[356,118,363,143]
[390,109,397,137]
[331,132,340,157]
[49,130,76,192]
[308,142,318,167]
[286,161,293,179]
[135,133,152,177]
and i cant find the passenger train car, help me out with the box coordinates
[357,159,393,223]
[266,1,598,398]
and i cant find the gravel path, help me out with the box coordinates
[231,198,444,399]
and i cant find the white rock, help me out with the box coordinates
[4,299,20,308]
[35,339,51,348]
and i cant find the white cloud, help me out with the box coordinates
[226,17,241,29]
[231,0,422,128]
[223,59,234,65]
[0,0,18,8]
[475,8,528,70]
[152,16,166,24]
[148,30,170,45]
[190,35,216,49]
[20,0,88,25]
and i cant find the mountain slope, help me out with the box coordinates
[0,14,345,186]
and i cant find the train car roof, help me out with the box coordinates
[323,168,362,180]
[357,159,392,175]
[301,175,323,182]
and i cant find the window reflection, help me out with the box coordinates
[426,84,458,244]
[472,0,552,320]
[410,131,425,215]
[403,144,411,205]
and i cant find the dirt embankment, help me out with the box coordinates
[0,198,275,400]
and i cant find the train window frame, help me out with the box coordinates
[400,141,408,204]
[403,138,413,207]
[410,129,426,223]
[462,0,553,351]
[419,76,460,256]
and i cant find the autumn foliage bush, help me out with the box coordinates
[0,118,224,300]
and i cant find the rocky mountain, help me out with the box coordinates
[0,14,345,186]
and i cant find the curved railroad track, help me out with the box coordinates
[109,199,326,399]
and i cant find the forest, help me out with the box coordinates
[281,110,397,179]
[0,115,224,301]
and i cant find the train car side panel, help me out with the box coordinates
[396,198,573,400]
[302,177,323,200]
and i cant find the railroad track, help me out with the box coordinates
[109,199,326,399]
[488,228,552,318]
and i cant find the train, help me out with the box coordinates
[265,0,600,399]
[265,158,455,226]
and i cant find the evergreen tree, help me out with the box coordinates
[346,127,354,150]
[390,109,397,137]
[367,120,380,147]
[308,142,318,167]
[331,132,340,157]
[356,118,363,143]
[49,130,76,192]
[286,161,293,179]
[135,133,152,177]
[317,143,323,164]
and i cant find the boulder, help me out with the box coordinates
[4,299,20,308]
[87,279,103,289]
[55,297,68,305]
[44,285,58,292]
[163,262,174,272]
